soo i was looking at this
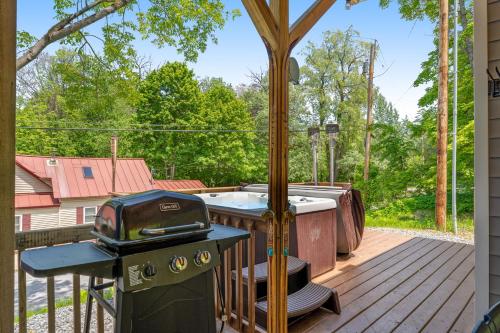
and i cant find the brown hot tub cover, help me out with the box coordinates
[337,188,365,254]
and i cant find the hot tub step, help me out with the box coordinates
[255,282,341,328]
[232,256,308,284]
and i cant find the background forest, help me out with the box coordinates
[15,0,474,234]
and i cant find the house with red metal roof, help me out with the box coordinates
[15,155,208,231]
[14,155,156,231]
[14,155,207,231]
[154,179,206,191]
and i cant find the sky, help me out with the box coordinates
[17,1,435,120]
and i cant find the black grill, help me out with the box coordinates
[93,190,212,254]
[21,190,249,333]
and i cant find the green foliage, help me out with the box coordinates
[298,27,369,182]
[183,78,265,185]
[16,30,36,50]
[15,6,476,233]
[132,63,264,186]
[16,50,139,157]
[137,0,239,61]
[19,0,239,68]
[366,192,474,234]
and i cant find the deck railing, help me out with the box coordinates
[14,213,255,333]
[15,224,95,333]
[210,211,266,333]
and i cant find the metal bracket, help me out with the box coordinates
[84,277,116,333]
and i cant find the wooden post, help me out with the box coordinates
[111,135,118,193]
[0,0,16,332]
[241,1,336,331]
[363,41,376,181]
[436,0,449,231]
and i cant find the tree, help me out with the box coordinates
[16,0,239,70]
[132,62,202,178]
[185,78,265,185]
[300,27,369,181]
[16,50,139,157]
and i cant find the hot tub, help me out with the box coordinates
[196,191,337,277]
[197,191,336,215]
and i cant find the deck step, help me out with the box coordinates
[232,256,307,283]
[255,282,341,324]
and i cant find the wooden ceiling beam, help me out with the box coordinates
[289,0,337,46]
[241,0,279,50]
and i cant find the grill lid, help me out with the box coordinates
[93,190,211,250]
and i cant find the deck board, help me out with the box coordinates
[289,230,475,333]
[355,244,471,333]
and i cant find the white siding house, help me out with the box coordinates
[14,155,155,231]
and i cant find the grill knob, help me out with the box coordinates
[169,256,188,273]
[142,264,157,279]
[194,250,212,266]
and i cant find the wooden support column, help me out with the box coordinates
[436,0,449,231]
[241,1,336,332]
[0,0,16,332]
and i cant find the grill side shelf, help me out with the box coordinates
[209,224,251,252]
[20,242,116,278]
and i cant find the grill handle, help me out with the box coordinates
[139,222,205,236]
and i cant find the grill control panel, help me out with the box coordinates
[119,240,220,292]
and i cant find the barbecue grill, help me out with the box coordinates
[21,190,249,333]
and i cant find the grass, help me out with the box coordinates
[15,287,114,324]
[365,193,474,236]
[366,212,474,233]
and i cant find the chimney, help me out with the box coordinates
[111,136,118,193]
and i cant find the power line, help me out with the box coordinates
[16,126,269,133]
[15,125,369,135]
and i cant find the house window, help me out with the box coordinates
[82,167,93,178]
[84,207,97,224]
[15,215,22,232]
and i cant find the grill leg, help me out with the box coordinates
[83,276,95,333]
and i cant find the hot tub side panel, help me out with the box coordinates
[295,209,337,277]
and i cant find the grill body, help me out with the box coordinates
[20,191,249,333]
[115,270,216,333]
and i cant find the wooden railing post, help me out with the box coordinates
[233,218,244,331]
[73,274,81,333]
[18,251,28,333]
[245,219,257,333]
[222,216,233,326]
[47,275,56,333]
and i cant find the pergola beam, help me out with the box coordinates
[289,0,337,46]
[241,0,279,50]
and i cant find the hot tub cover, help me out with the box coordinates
[242,184,366,255]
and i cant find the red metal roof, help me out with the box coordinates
[15,193,59,209]
[16,155,155,199]
[154,180,206,191]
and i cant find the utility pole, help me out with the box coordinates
[436,0,449,231]
[363,41,376,181]
[111,136,118,193]
[451,0,459,234]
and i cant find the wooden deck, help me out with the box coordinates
[220,229,475,333]
[289,229,475,333]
